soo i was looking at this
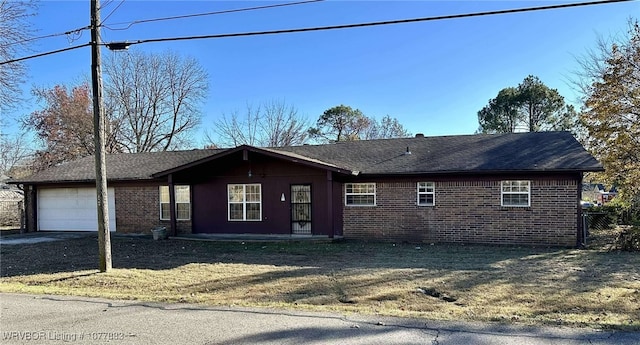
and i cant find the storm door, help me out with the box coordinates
[291,184,311,235]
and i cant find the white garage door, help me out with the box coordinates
[38,188,116,232]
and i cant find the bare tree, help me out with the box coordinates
[210,100,309,147]
[211,105,262,147]
[261,100,309,147]
[571,27,627,101]
[104,50,208,152]
[0,0,35,112]
[0,131,30,177]
[363,115,411,139]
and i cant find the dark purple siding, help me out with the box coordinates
[178,151,340,236]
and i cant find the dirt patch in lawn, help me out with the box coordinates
[1,232,639,329]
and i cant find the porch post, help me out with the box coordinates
[25,185,37,233]
[168,173,178,237]
[327,170,334,238]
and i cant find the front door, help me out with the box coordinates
[291,184,311,235]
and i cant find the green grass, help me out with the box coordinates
[1,233,639,329]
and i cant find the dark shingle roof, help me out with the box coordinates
[10,132,602,184]
[275,131,603,175]
[11,149,223,184]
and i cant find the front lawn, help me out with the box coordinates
[1,233,638,329]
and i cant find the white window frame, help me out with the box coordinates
[417,182,435,206]
[228,184,262,221]
[345,183,376,206]
[159,185,191,220]
[501,180,531,207]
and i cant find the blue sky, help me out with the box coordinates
[4,0,639,146]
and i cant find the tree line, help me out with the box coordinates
[16,53,411,172]
[2,49,411,175]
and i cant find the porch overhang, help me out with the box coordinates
[152,145,353,178]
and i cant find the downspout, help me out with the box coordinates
[168,174,178,237]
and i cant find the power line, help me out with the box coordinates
[100,0,115,10]
[5,26,90,47]
[104,0,634,48]
[101,0,324,31]
[0,43,90,65]
[101,0,126,25]
[1,0,320,49]
[1,0,633,65]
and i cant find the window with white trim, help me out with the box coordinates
[228,184,262,221]
[159,185,191,220]
[345,183,376,206]
[417,182,435,206]
[501,181,530,207]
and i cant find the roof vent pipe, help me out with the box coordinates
[405,146,411,155]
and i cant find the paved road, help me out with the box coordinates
[1,293,639,344]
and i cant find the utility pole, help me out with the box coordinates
[90,0,112,272]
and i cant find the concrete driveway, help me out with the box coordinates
[0,231,97,245]
[1,293,639,345]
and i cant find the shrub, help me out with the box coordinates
[615,226,640,251]
[605,197,640,225]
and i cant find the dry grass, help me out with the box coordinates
[1,232,639,329]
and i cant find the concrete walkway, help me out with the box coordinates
[1,293,638,345]
[173,233,340,243]
[0,231,339,245]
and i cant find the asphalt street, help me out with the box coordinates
[1,293,639,345]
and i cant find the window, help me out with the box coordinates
[345,183,376,206]
[417,182,435,206]
[228,184,262,221]
[501,181,530,207]
[159,185,191,220]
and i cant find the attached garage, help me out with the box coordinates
[37,187,116,232]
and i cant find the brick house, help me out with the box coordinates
[10,131,603,246]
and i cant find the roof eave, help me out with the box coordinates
[355,167,605,178]
[152,145,352,178]
[7,176,162,185]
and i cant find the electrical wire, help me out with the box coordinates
[0,43,91,65]
[104,0,633,48]
[101,0,324,31]
[5,26,90,47]
[1,0,632,65]
[101,0,126,25]
[100,0,115,10]
[0,0,323,64]
[2,0,319,48]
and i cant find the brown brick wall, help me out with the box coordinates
[114,185,192,235]
[342,178,579,246]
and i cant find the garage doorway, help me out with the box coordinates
[37,187,116,231]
